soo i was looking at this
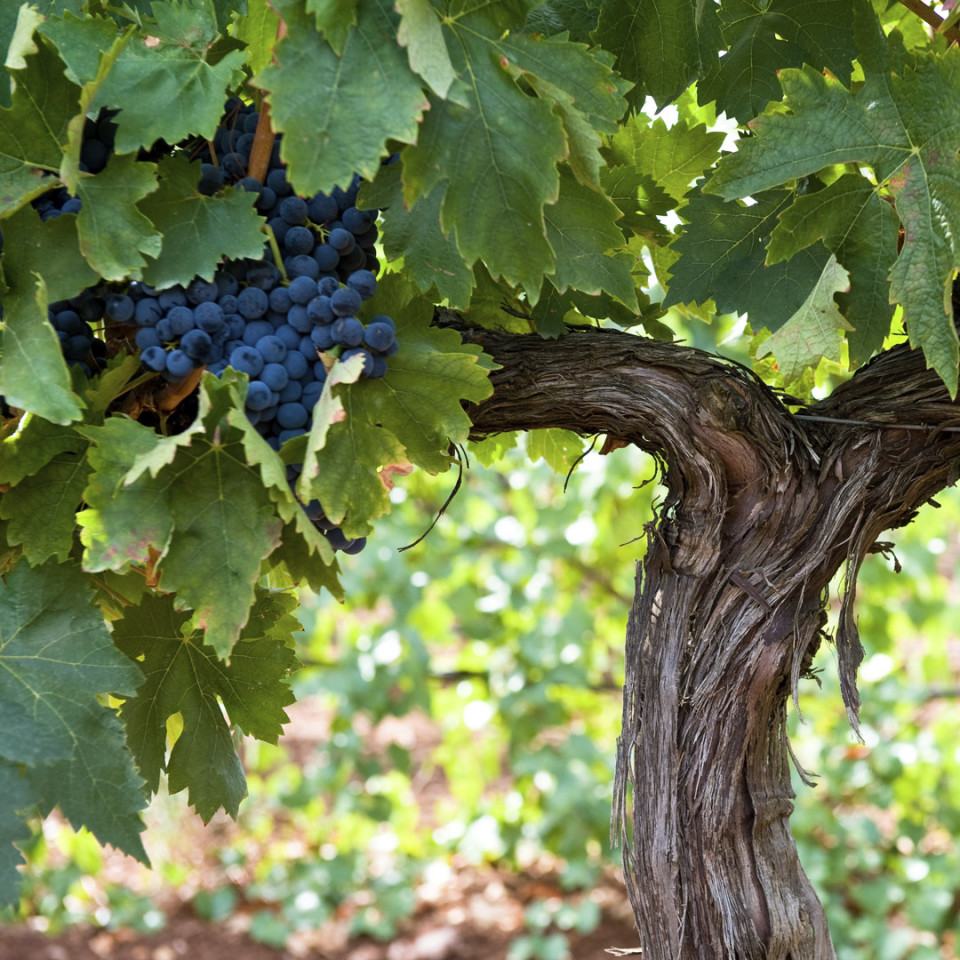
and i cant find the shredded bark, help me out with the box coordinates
[450,310,960,960]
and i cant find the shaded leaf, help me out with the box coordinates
[756,253,852,383]
[256,0,425,196]
[114,591,298,821]
[138,155,267,289]
[707,4,960,390]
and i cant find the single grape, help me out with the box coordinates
[141,345,167,372]
[230,345,265,377]
[346,269,377,300]
[331,286,363,318]
[164,349,194,381]
[241,319,275,346]
[237,286,270,319]
[327,227,356,254]
[181,328,215,362]
[288,275,319,305]
[246,380,273,411]
[276,402,308,430]
[256,335,287,363]
[364,321,396,353]
[105,294,134,323]
[261,362,289,392]
[280,195,308,225]
[332,316,365,347]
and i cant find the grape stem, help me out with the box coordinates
[247,100,275,184]
[896,0,960,43]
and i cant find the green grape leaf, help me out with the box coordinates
[363,161,475,308]
[138,155,267,289]
[0,760,34,907]
[114,591,298,821]
[402,10,627,299]
[767,174,899,364]
[396,0,456,99]
[346,281,494,473]
[38,12,121,86]
[0,433,89,564]
[1,4,44,108]
[707,6,960,391]
[255,0,425,197]
[74,154,161,280]
[0,559,146,860]
[231,0,279,76]
[664,189,831,332]
[2,357,145,563]
[468,432,519,467]
[600,167,674,243]
[499,33,630,191]
[305,0,359,53]
[756,253,852,384]
[604,114,726,204]
[306,389,410,538]
[77,416,176,573]
[93,6,246,153]
[698,0,857,123]
[0,278,82,425]
[0,204,99,303]
[0,37,79,218]
[526,429,586,474]
[80,378,284,660]
[544,166,638,309]
[593,0,718,110]
[146,447,283,660]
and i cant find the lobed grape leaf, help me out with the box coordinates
[544,166,637,309]
[362,161,475,309]
[352,281,495,473]
[38,12,121,87]
[307,389,410,538]
[256,0,425,197]
[707,4,960,391]
[0,559,147,862]
[230,0,279,76]
[80,376,285,660]
[600,166,673,244]
[698,0,857,123]
[604,114,726,204]
[593,0,719,111]
[74,154,161,281]
[526,429,586,474]
[766,174,899,364]
[305,0,359,54]
[114,591,298,821]
[93,4,246,153]
[0,276,82,425]
[756,253,852,385]
[1,4,44,108]
[0,37,79,218]
[137,155,267,289]
[396,0,456,99]
[498,32,630,191]
[402,8,628,300]
[664,189,831,333]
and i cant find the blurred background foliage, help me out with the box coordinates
[5,319,960,957]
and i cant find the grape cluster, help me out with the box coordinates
[2,99,395,556]
[195,99,380,284]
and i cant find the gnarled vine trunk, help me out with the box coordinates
[455,314,960,959]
